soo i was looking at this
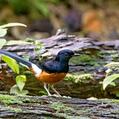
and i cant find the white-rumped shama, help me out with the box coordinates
[0,49,74,96]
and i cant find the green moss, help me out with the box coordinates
[0,94,30,105]
[64,73,79,82]
[70,55,99,66]
[0,94,22,104]
[75,74,93,83]
[6,106,22,112]
[50,102,73,113]
[65,73,93,83]
[71,55,91,64]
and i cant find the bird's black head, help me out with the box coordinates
[55,49,74,62]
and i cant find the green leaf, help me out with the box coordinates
[0,23,27,29]
[34,0,49,16]
[1,55,19,74]
[110,82,116,87]
[0,28,7,37]
[0,39,6,49]
[103,74,119,90]
[16,75,26,91]
[10,84,28,96]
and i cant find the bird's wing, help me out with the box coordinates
[41,60,61,73]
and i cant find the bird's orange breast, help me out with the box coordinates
[36,71,67,84]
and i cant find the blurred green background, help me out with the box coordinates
[0,0,119,40]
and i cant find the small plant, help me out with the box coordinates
[0,23,28,95]
[102,62,119,97]
[0,23,27,48]
[1,55,28,95]
[103,74,119,90]
[0,22,44,95]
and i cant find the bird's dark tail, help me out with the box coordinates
[0,50,32,67]
[0,50,42,77]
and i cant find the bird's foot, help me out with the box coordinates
[44,83,52,96]
[51,85,62,97]
[52,94,62,97]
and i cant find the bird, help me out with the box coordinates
[0,49,74,96]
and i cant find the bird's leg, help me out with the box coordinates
[44,83,52,96]
[51,85,61,97]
